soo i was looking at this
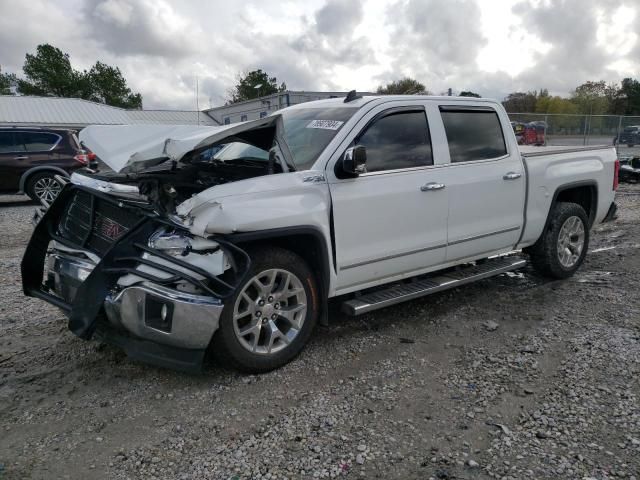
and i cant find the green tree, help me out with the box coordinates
[533,95,581,134]
[84,62,142,109]
[502,91,538,113]
[570,80,610,115]
[13,43,142,108]
[618,78,640,115]
[227,69,286,104]
[0,67,18,94]
[17,44,80,97]
[459,91,481,98]
[535,95,578,115]
[377,77,429,95]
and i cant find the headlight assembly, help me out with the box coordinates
[148,229,192,256]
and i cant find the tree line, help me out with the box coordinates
[1,44,142,109]
[503,80,640,116]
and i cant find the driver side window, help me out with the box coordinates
[356,110,433,173]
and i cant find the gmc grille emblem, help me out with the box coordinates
[99,218,125,240]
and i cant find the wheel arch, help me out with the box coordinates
[224,226,332,323]
[19,166,69,193]
[547,181,598,229]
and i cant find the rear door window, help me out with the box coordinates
[22,132,60,152]
[0,132,17,153]
[440,108,507,163]
[356,110,433,172]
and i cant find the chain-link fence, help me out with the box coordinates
[507,113,640,158]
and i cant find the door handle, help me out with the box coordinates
[14,155,29,160]
[503,172,522,180]
[420,182,445,191]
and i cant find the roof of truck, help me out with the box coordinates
[285,95,500,110]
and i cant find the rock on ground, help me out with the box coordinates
[0,185,639,479]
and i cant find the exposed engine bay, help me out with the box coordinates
[72,114,294,215]
[79,142,287,214]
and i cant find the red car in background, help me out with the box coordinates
[511,121,546,146]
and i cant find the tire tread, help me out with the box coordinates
[528,202,589,279]
[211,246,319,373]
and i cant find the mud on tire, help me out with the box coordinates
[527,201,590,279]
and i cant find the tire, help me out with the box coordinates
[26,172,63,204]
[211,246,319,373]
[528,202,589,279]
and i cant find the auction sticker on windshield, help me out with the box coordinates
[306,120,344,130]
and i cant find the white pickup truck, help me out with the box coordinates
[22,93,619,373]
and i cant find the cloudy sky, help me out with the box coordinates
[0,0,638,110]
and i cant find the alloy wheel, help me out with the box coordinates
[33,177,62,204]
[557,215,585,268]
[232,269,307,355]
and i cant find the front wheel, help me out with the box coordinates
[211,246,319,372]
[528,202,589,279]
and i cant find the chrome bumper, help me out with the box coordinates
[49,252,223,350]
[104,283,223,349]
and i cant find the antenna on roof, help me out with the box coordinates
[344,90,362,103]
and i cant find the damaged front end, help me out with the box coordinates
[22,183,250,372]
[22,108,343,371]
[21,116,299,371]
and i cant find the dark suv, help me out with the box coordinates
[615,125,640,147]
[0,127,95,203]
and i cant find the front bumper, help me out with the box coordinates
[44,249,225,371]
[104,283,223,350]
[48,252,224,351]
[22,184,250,372]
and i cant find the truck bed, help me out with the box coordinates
[516,144,617,249]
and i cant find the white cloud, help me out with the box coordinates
[0,0,638,108]
[94,0,134,27]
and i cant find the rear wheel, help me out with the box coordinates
[26,172,63,203]
[211,246,319,372]
[528,202,589,279]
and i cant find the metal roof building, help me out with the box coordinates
[204,90,374,125]
[0,95,219,129]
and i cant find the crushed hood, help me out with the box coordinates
[79,115,293,173]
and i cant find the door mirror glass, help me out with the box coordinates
[342,145,367,175]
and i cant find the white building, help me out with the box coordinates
[205,90,371,125]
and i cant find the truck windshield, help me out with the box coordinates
[279,107,357,170]
[213,143,269,162]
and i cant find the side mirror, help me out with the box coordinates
[342,145,367,176]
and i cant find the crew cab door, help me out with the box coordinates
[438,106,524,261]
[328,103,449,293]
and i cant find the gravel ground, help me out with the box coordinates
[0,187,639,480]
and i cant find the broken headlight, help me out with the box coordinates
[148,229,192,256]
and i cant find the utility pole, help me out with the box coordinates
[195,75,200,125]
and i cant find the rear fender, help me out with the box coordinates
[19,166,69,193]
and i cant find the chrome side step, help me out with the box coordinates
[341,256,527,316]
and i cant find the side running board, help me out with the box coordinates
[341,256,527,316]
